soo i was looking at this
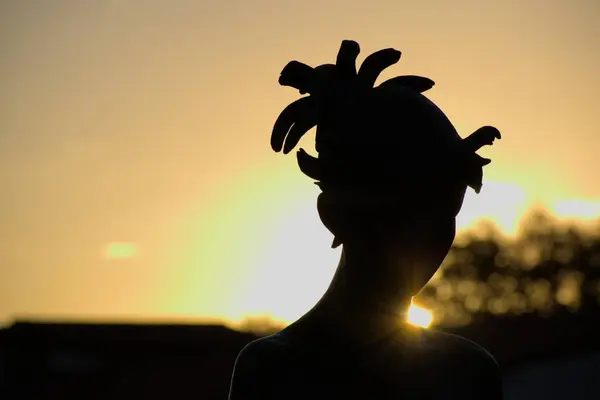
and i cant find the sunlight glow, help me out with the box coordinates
[194,175,535,326]
[457,180,529,236]
[407,302,433,328]
[166,169,589,329]
[552,199,600,220]
[166,164,341,324]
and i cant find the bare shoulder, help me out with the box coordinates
[234,333,290,367]
[422,328,499,367]
[418,328,502,399]
[229,334,291,400]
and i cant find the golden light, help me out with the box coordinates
[163,162,341,325]
[407,301,433,328]
[457,180,529,236]
[552,199,600,220]
[234,182,341,323]
[165,167,547,328]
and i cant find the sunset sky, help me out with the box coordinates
[1,1,599,326]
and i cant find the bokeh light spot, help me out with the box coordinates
[103,242,137,260]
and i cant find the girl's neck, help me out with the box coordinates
[289,245,417,345]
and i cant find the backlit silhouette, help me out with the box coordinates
[229,40,502,399]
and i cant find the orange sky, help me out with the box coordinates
[1,1,599,326]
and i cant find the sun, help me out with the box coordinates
[407,301,433,328]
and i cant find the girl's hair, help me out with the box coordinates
[271,40,500,196]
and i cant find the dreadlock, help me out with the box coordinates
[271,40,500,196]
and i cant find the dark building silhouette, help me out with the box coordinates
[1,322,253,400]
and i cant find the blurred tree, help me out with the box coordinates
[418,207,600,327]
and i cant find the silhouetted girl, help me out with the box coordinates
[229,40,502,400]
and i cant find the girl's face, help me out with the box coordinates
[395,214,457,293]
[384,183,467,293]
[317,182,467,295]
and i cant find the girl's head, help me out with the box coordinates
[271,40,500,292]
